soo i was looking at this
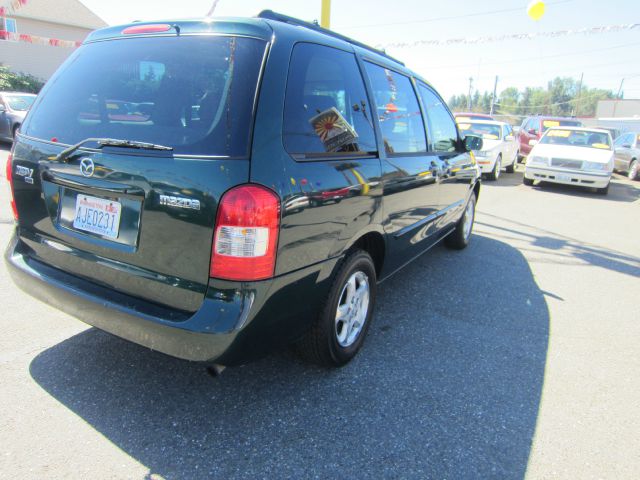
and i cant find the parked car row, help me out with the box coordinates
[455,111,639,183]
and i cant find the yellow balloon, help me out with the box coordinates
[527,0,546,21]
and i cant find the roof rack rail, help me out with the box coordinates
[257,9,405,66]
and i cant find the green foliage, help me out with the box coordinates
[448,77,615,117]
[0,64,44,94]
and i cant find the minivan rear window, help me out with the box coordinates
[22,36,266,157]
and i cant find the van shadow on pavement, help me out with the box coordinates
[30,235,549,479]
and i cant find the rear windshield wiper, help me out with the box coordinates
[55,137,173,162]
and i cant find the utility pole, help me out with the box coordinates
[572,72,583,117]
[206,0,221,17]
[321,0,331,28]
[467,77,473,110]
[613,78,624,118]
[489,75,498,115]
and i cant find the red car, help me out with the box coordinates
[517,116,582,159]
[454,112,494,121]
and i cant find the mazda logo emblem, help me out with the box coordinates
[79,158,95,178]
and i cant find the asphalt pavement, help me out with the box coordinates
[0,141,639,479]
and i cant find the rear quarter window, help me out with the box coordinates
[22,36,266,157]
[283,43,377,158]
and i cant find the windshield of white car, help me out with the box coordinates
[4,94,36,111]
[539,129,611,150]
[457,122,502,140]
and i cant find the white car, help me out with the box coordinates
[523,126,614,195]
[456,119,519,180]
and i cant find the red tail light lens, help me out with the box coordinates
[210,185,280,281]
[6,153,17,221]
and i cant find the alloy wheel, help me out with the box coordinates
[335,271,370,347]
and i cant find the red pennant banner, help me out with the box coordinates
[0,29,80,48]
[0,0,28,17]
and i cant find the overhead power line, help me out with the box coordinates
[427,41,640,70]
[377,23,640,49]
[496,91,616,111]
[337,0,573,29]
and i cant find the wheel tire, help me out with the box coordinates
[595,184,609,195]
[296,250,377,368]
[445,191,476,250]
[505,153,517,173]
[488,155,501,181]
[628,160,639,181]
[523,176,534,186]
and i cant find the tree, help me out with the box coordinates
[0,64,44,94]
[447,77,615,118]
[498,87,519,113]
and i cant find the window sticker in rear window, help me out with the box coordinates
[543,120,560,128]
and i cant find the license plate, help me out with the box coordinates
[73,195,122,239]
[556,174,571,182]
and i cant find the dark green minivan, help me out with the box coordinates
[5,12,482,368]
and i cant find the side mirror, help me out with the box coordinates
[464,134,483,152]
[528,139,538,146]
[622,143,632,149]
[505,135,515,141]
[0,105,6,113]
[528,128,538,135]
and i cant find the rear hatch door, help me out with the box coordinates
[13,30,268,312]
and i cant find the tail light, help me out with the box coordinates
[210,184,280,281]
[6,153,18,221]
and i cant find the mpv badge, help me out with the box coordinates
[79,158,95,177]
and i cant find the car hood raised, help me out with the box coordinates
[530,144,613,163]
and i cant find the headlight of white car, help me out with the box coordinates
[582,161,609,171]
[527,155,549,166]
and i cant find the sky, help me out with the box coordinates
[79,0,640,103]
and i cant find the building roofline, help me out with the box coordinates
[11,13,103,30]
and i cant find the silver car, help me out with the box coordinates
[0,92,37,142]
[613,132,640,180]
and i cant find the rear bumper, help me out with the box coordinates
[524,166,611,188]
[5,232,338,365]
